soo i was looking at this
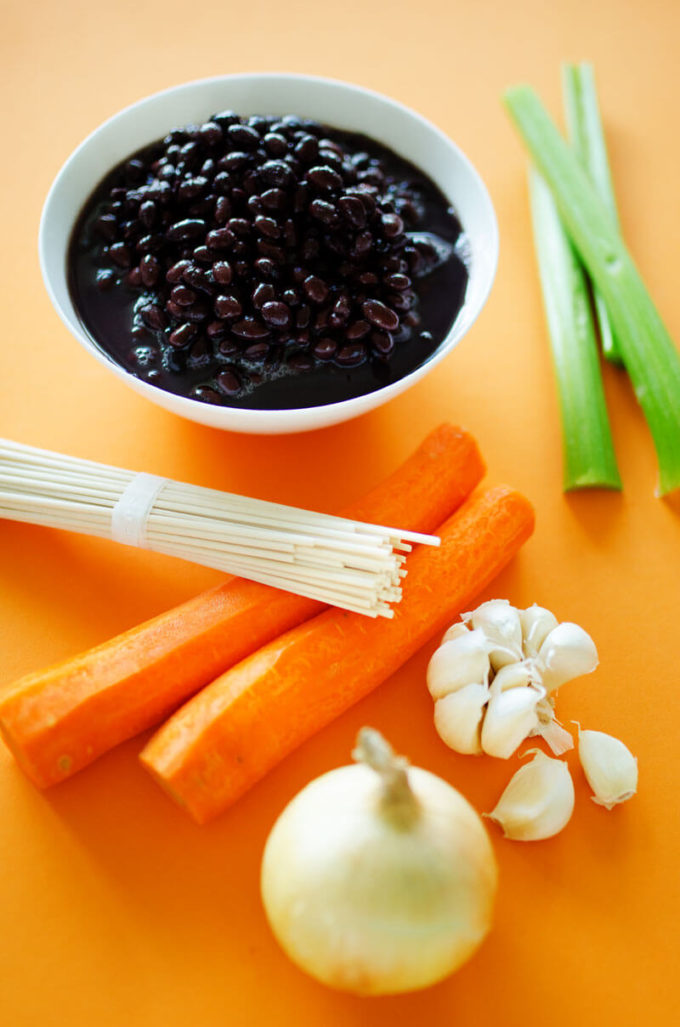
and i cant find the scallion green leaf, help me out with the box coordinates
[504,84,680,496]
[562,62,624,366]
[528,168,621,490]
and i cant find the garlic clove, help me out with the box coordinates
[492,662,533,691]
[434,683,488,755]
[481,686,542,759]
[537,622,599,693]
[426,629,490,700]
[441,621,471,644]
[486,750,575,841]
[466,599,523,670]
[520,605,559,658]
[577,728,638,810]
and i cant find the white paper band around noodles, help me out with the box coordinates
[110,473,168,547]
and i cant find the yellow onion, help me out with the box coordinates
[260,728,497,995]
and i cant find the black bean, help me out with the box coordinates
[217,369,241,394]
[313,338,336,360]
[261,188,287,211]
[212,260,233,285]
[215,295,243,319]
[183,266,212,291]
[140,254,160,287]
[146,180,172,203]
[227,124,260,149]
[228,217,251,237]
[282,288,299,307]
[385,272,411,291]
[212,110,239,130]
[252,283,275,308]
[206,320,228,341]
[302,274,328,304]
[206,227,236,250]
[362,299,400,332]
[96,268,116,290]
[94,213,119,240]
[214,171,232,195]
[199,121,223,146]
[254,257,277,278]
[351,231,373,257]
[168,323,198,347]
[166,218,206,242]
[382,213,404,237]
[295,305,311,329]
[108,242,132,267]
[170,285,197,307]
[371,330,394,355]
[166,260,192,283]
[336,342,367,366]
[232,318,270,340]
[192,245,213,264]
[242,170,262,195]
[223,151,251,172]
[263,132,288,156]
[125,266,142,288]
[345,319,371,340]
[178,176,208,201]
[191,385,222,404]
[330,294,351,327]
[337,195,366,228]
[261,301,291,328]
[140,304,167,330]
[244,341,270,361]
[254,215,280,239]
[309,199,338,225]
[256,240,285,264]
[260,160,296,188]
[307,165,343,191]
[358,270,379,286]
[294,135,319,163]
[136,233,165,254]
[389,289,415,312]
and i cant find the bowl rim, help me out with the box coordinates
[39,71,499,431]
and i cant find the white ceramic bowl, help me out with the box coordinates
[40,73,498,434]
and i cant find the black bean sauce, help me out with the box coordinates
[68,113,469,409]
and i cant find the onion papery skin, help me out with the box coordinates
[260,763,497,995]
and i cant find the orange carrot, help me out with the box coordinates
[0,425,484,788]
[141,485,535,824]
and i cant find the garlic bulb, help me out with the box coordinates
[428,601,597,760]
[577,728,638,810]
[486,750,575,841]
[261,728,497,995]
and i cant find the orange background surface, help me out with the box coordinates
[2,1,679,1023]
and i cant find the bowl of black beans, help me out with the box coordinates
[40,74,498,433]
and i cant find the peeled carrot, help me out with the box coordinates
[0,425,484,789]
[141,485,535,824]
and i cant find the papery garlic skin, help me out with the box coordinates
[481,686,543,760]
[426,629,490,700]
[434,684,487,755]
[578,729,638,810]
[486,750,575,841]
[538,622,599,693]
